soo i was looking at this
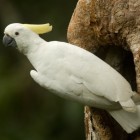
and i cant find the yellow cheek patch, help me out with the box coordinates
[23,23,52,34]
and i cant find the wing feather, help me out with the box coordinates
[53,42,133,102]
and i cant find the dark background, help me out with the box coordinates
[0,0,85,140]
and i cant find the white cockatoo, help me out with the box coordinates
[3,23,140,133]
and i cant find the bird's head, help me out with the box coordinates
[3,23,52,53]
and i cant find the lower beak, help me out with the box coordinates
[3,35,17,47]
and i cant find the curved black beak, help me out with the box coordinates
[3,34,17,47]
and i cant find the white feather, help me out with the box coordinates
[28,41,140,133]
[109,105,140,133]
[4,24,140,133]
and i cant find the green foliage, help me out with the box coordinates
[0,0,84,140]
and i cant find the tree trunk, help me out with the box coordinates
[67,0,140,139]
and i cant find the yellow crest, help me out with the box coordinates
[23,23,52,34]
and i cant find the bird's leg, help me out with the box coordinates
[30,70,43,86]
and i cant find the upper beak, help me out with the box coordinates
[3,34,17,47]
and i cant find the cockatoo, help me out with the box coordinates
[3,23,140,133]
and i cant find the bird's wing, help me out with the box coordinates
[65,74,121,110]
[54,42,133,103]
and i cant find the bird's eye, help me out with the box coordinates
[15,32,19,36]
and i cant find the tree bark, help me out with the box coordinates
[67,0,140,139]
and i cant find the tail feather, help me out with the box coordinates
[109,105,140,133]
[132,92,140,105]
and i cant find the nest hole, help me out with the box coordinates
[95,46,137,91]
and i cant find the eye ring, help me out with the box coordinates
[15,32,19,36]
